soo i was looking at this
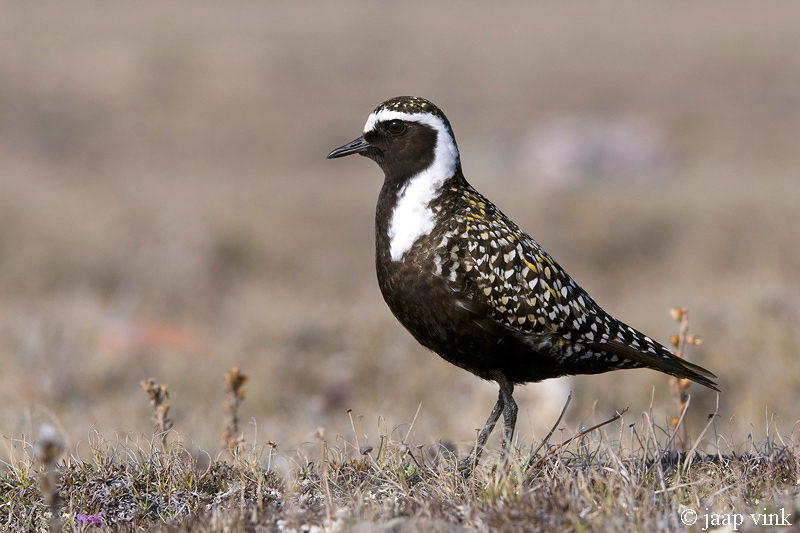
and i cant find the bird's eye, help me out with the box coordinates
[386,119,405,135]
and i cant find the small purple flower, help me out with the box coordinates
[75,511,103,525]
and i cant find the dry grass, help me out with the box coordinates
[1,378,799,531]
[2,0,799,452]
[1,2,800,530]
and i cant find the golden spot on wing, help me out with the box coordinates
[522,257,539,273]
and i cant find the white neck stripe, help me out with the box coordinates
[364,109,461,262]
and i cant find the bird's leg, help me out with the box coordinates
[458,390,503,477]
[495,373,517,461]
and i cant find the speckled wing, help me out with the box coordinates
[454,186,718,387]
[454,186,595,339]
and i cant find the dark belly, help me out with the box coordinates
[377,259,566,384]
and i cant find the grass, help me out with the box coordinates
[2,0,800,457]
[2,368,799,532]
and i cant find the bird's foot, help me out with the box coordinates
[458,450,479,478]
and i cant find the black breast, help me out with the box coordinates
[374,178,564,383]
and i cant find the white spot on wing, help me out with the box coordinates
[364,109,460,261]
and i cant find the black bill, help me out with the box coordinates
[327,136,371,159]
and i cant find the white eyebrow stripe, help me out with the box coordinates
[363,109,447,135]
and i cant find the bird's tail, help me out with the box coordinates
[588,340,719,392]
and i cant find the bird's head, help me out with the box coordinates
[327,96,461,184]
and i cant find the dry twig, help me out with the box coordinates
[529,407,628,469]
[221,366,249,453]
[33,423,65,531]
[140,378,173,452]
[667,307,702,452]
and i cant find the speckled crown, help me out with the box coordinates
[373,96,454,133]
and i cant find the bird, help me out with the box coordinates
[327,96,718,474]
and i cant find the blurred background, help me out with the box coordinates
[1,2,798,462]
